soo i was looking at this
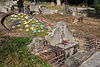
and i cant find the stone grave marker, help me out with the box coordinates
[28,37,48,55]
[46,22,74,46]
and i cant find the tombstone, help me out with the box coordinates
[73,18,79,23]
[29,3,40,14]
[46,22,74,46]
[51,2,55,6]
[0,6,7,13]
[43,9,58,14]
[28,37,48,55]
[4,1,16,8]
[29,3,36,11]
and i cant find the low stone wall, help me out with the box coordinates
[65,50,96,67]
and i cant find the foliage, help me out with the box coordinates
[24,0,50,2]
[94,0,100,16]
[0,37,51,67]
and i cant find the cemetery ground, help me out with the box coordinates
[0,13,100,67]
[35,14,100,37]
[0,11,100,66]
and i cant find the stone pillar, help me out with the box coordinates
[57,0,61,5]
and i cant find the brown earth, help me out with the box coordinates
[35,14,100,37]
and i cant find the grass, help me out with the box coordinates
[0,37,51,67]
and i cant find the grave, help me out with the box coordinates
[27,22,79,67]
[1,13,79,67]
[65,6,96,17]
[0,6,7,13]
[1,13,52,37]
[45,22,78,59]
[28,37,47,55]
[46,22,74,46]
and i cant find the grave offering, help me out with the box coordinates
[1,13,52,36]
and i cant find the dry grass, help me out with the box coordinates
[35,14,100,37]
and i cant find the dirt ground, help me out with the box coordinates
[35,14,100,37]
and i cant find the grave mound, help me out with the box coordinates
[1,13,53,37]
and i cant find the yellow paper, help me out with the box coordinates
[32,22,34,23]
[25,17,28,19]
[32,29,36,31]
[22,19,25,20]
[29,19,32,21]
[12,26,15,28]
[41,30,44,32]
[25,25,29,27]
[24,21,28,24]
[20,29,23,31]
[31,27,34,29]
[36,21,38,22]
[26,29,29,31]
[18,18,20,19]
[17,25,20,27]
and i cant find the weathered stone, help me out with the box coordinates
[0,6,7,13]
[0,1,17,13]
[43,9,58,14]
[28,37,48,55]
[79,52,100,67]
[65,50,96,67]
[65,6,96,17]
[51,2,55,6]
[46,22,74,46]
[4,1,17,8]
[56,42,78,59]
[57,0,61,5]
[29,4,41,14]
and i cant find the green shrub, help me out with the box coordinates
[94,0,100,15]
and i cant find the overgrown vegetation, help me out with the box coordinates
[0,37,51,67]
[24,0,50,2]
[94,0,100,17]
